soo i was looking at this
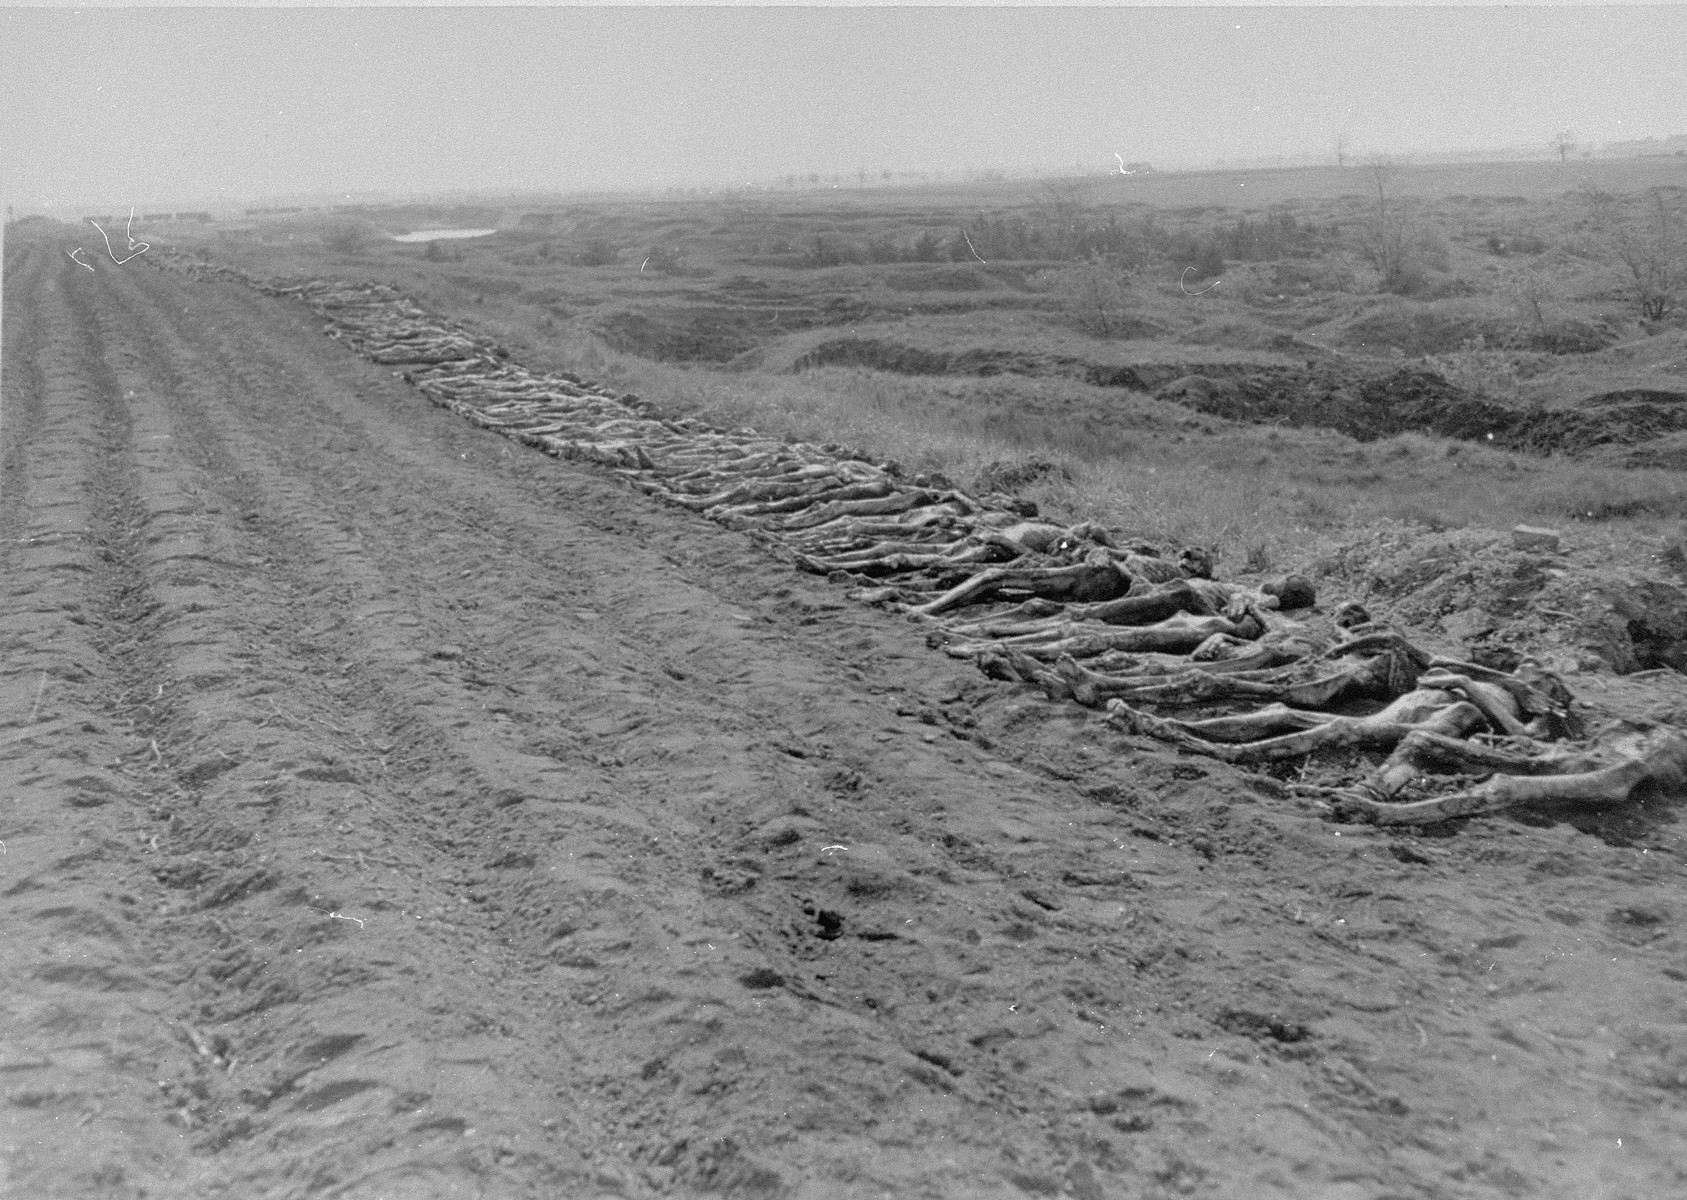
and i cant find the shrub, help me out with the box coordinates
[975,456,1073,494]
[1505,267,1555,333]
[1412,229,1451,272]
[1041,254,1137,336]
[574,238,620,267]
[864,235,901,264]
[1529,320,1614,355]
[1220,211,1313,260]
[1391,500,1461,532]
[1384,263,1430,296]
[803,235,859,267]
[1422,339,1521,400]
[1353,156,1433,294]
[909,230,946,262]
[1558,470,1682,521]
[1485,233,1549,256]
[1612,190,1685,320]
[1188,241,1226,281]
[883,266,991,292]
[321,222,367,254]
[1427,276,1478,299]
[1656,524,1687,576]
[643,243,687,274]
[1274,260,1357,293]
[954,208,1166,267]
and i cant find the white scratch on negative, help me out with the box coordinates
[1180,265,1221,296]
[311,907,366,929]
[89,207,150,264]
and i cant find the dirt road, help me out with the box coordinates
[4,221,1686,1199]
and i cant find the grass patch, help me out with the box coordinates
[509,332,1687,573]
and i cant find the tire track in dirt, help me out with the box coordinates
[7,223,1687,1199]
[1,240,225,1197]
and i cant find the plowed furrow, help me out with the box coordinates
[1,244,224,1197]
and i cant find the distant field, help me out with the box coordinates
[161,153,1687,575]
[1072,154,1687,208]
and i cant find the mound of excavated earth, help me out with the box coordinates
[792,335,1687,458]
[1157,368,1687,454]
[5,221,1687,1200]
[1317,523,1687,677]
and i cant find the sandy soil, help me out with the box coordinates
[4,223,1687,1200]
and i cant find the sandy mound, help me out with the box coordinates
[1314,521,1687,675]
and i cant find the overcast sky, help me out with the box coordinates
[3,4,1684,211]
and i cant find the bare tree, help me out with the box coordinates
[1575,184,1621,250]
[1554,129,1577,164]
[1033,178,1091,259]
[1046,253,1133,337]
[1611,189,1686,320]
[1334,132,1350,170]
[1506,266,1555,334]
[1366,154,1394,212]
[1356,155,1411,290]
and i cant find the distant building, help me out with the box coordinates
[142,212,172,222]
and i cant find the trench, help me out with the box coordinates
[793,335,1687,458]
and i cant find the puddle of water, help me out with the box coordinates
[389,228,499,243]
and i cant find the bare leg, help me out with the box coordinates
[1335,726,1687,825]
[1074,579,1212,626]
[1108,693,1486,764]
[1368,729,1593,798]
[1055,654,1377,710]
[908,562,1129,617]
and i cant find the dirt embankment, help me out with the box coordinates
[791,337,1190,390]
[1160,369,1687,456]
[1316,523,1687,682]
[5,224,1687,1200]
[793,336,1687,457]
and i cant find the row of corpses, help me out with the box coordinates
[151,247,1687,830]
[958,593,1687,825]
